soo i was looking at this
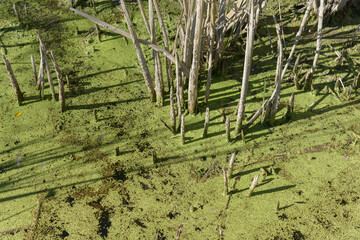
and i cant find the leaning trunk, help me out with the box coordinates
[235,0,255,135]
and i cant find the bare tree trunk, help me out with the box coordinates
[292,53,301,89]
[303,0,324,91]
[225,116,230,142]
[36,44,45,98]
[31,54,37,86]
[235,0,255,135]
[188,0,204,114]
[36,30,56,101]
[118,0,156,102]
[137,0,151,36]
[213,0,226,70]
[49,52,65,112]
[277,0,286,48]
[170,86,176,132]
[280,0,314,82]
[181,114,185,144]
[153,0,172,91]
[13,3,21,23]
[203,107,210,137]
[175,52,184,129]
[204,2,215,104]
[149,0,164,106]
[286,93,294,119]
[269,16,283,125]
[2,54,23,106]
[91,0,96,13]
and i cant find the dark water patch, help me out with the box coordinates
[65,195,75,207]
[59,229,69,239]
[134,219,146,228]
[292,230,305,240]
[157,229,166,239]
[98,209,111,239]
[167,212,179,219]
[113,168,127,181]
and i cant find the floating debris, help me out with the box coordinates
[175,222,184,240]
[14,111,23,117]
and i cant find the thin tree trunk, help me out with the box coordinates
[13,3,21,23]
[286,93,294,119]
[203,107,210,137]
[293,53,301,89]
[269,16,283,125]
[204,2,215,104]
[279,0,313,82]
[188,0,204,114]
[36,44,45,98]
[49,51,65,112]
[31,54,37,86]
[175,52,184,126]
[2,54,23,106]
[91,0,96,13]
[137,0,151,36]
[213,0,226,70]
[277,0,286,48]
[225,116,230,142]
[36,30,56,101]
[170,86,176,132]
[181,114,185,144]
[149,0,164,106]
[153,0,172,91]
[303,0,324,91]
[235,0,255,135]
[118,0,156,102]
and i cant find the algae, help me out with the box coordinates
[0,0,360,239]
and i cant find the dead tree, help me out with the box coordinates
[303,0,325,91]
[36,30,56,101]
[170,86,176,132]
[31,54,37,86]
[13,3,21,23]
[153,0,172,91]
[204,1,215,104]
[120,1,157,102]
[149,0,164,106]
[49,52,65,112]
[2,54,23,106]
[36,43,45,97]
[203,107,210,137]
[188,0,204,114]
[269,16,283,125]
[235,0,255,135]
